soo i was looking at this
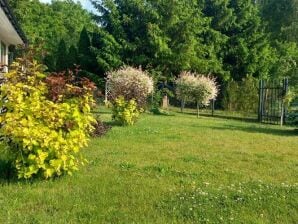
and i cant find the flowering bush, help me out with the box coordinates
[192,75,218,106]
[176,72,218,116]
[0,57,96,179]
[112,96,141,125]
[176,72,197,104]
[107,66,154,107]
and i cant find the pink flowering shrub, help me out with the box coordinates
[107,66,154,107]
[176,71,218,116]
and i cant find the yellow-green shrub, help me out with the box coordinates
[112,96,141,125]
[0,58,95,179]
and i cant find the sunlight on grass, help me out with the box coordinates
[0,109,297,223]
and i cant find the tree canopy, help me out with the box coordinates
[8,0,298,87]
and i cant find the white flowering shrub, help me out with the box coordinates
[107,66,154,107]
[192,75,218,106]
[176,71,197,103]
[176,72,218,116]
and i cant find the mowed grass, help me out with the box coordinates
[0,109,297,223]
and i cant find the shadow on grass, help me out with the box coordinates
[179,111,257,123]
[149,108,175,116]
[200,114,257,123]
[209,124,298,137]
[92,111,111,115]
[178,111,297,136]
[0,159,17,183]
[103,120,123,127]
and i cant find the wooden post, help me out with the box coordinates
[104,81,108,103]
[162,95,169,109]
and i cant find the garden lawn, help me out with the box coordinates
[0,109,297,223]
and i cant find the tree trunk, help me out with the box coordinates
[181,97,185,113]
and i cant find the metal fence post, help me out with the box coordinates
[282,78,289,125]
[258,80,263,122]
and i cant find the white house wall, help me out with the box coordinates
[0,40,8,71]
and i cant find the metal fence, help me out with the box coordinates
[258,78,288,125]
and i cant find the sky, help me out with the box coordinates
[39,0,95,12]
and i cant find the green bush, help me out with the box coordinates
[222,81,239,111]
[0,57,96,179]
[223,75,258,113]
[112,96,141,125]
[286,88,298,126]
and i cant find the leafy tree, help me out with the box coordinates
[272,41,298,86]
[259,0,298,43]
[8,0,96,62]
[92,0,226,78]
[258,0,298,86]
[203,0,275,81]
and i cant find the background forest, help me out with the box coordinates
[8,0,298,102]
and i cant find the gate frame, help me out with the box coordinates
[258,78,289,125]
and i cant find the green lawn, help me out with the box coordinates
[0,109,297,223]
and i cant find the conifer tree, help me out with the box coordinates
[56,39,68,72]
[44,54,56,72]
[204,0,274,80]
[78,27,97,72]
[67,45,78,69]
[91,29,122,74]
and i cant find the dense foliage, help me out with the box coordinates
[8,0,95,58]
[9,0,298,107]
[223,76,259,113]
[0,56,96,179]
[92,0,227,78]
